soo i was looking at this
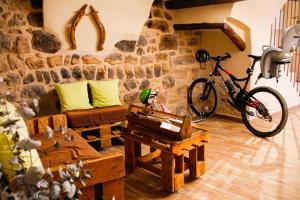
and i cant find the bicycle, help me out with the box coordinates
[188,50,288,137]
[139,88,171,113]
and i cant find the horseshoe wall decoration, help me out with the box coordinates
[69,4,106,51]
[90,6,106,51]
[70,4,88,50]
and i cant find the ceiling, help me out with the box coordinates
[165,0,246,10]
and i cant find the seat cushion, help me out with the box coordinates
[65,105,127,128]
[89,80,121,107]
[55,81,93,112]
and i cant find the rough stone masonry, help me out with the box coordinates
[0,0,236,117]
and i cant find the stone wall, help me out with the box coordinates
[0,0,236,118]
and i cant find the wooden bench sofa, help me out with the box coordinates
[65,105,127,150]
[26,114,125,200]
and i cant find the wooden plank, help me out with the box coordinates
[123,128,170,150]
[173,22,246,51]
[189,144,206,178]
[138,150,161,163]
[189,147,198,178]
[52,114,68,131]
[174,173,185,191]
[174,154,184,173]
[129,104,185,119]
[79,186,94,200]
[136,160,162,176]
[197,144,206,176]
[124,136,138,172]
[161,151,175,192]
[37,116,52,134]
[75,126,102,132]
[172,135,209,155]
[26,118,37,136]
[49,154,125,187]
[103,178,124,200]
[165,0,245,10]
[100,124,112,148]
[222,23,246,51]
[174,23,225,30]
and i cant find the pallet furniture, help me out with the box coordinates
[26,114,125,200]
[73,122,125,150]
[123,104,209,192]
[64,105,127,150]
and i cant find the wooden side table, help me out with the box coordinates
[123,123,209,192]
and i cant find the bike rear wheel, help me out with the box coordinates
[241,86,288,137]
[188,78,219,118]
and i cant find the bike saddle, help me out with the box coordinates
[248,55,261,60]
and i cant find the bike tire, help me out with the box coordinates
[188,78,219,118]
[241,86,288,137]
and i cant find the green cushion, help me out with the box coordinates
[89,80,121,107]
[55,81,92,112]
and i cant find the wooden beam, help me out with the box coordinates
[174,23,225,30]
[165,0,245,10]
[173,22,246,51]
[138,150,161,163]
[222,23,246,51]
[136,160,162,176]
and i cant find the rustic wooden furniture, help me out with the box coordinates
[26,114,125,200]
[64,105,127,150]
[123,104,209,192]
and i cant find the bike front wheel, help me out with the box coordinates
[188,78,219,118]
[241,86,288,137]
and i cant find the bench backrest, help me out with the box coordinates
[26,114,68,135]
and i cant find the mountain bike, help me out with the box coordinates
[188,52,288,137]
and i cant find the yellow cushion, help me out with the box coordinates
[89,80,121,107]
[55,81,92,112]
[0,101,43,178]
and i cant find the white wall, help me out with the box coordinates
[171,0,300,108]
[43,0,154,55]
[231,0,300,108]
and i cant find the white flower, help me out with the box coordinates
[22,107,36,118]
[16,138,41,150]
[45,126,54,139]
[9,156,19,165]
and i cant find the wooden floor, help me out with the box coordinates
[105,106,300,200]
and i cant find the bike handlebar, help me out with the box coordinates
[211,52,231,62]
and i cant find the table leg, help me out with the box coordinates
[189,144,206,178]
[124,137,141,172]
[161,151,184,192]
[102,178,124,200]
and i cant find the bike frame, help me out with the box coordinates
[205,57,259,110]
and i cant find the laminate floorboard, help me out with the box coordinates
[103,106,300,200]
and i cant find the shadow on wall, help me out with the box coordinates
[38,90,60,116]
[200,18,251,117]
